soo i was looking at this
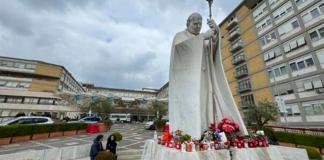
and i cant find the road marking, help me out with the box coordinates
[30,141,56,149]
[66,142,79,146]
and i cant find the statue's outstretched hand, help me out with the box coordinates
[207,19,219,35]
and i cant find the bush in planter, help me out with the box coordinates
[95,151,116,160]
[13,125,34,136]
[32,124,52,134]
[263,127,278,145]
[0,125,18,138]
[298,145,322,160]
[154,119,167,131]
[98,120,113,128]
[111,132,122,141]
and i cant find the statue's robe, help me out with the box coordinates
[169,30,248,138]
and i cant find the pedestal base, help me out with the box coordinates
[141,140,309,160]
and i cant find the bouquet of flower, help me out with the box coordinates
[217,118,240,141]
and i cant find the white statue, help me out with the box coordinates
[169,13,248,139]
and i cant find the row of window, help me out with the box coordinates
[275,76,323,96]
[268,54,315,79]
[0,60,36,70]
[0,80,31,88]
[0,96,58,105]
[278,100,324,117]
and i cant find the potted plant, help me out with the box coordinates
[32,124,50,140]
[11,125,32,143]
[0,125,17,145]
[77,123,88,135]
[49,123,64,138]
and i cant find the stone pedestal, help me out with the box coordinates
[141,140,309,160]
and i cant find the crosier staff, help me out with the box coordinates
[206,0,221,125]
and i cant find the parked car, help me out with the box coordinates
[0,116,53,126]
[79,116,101,123]
[145,121,155,130]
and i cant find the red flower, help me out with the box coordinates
[222,124,235,133]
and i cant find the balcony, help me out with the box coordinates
[237,83,252,93]
[232,55,245,65]
[239,101,253,109]
[230,40,244,53]
[235,69,248,79]
[226,17,238,30]
[228,29,241,41]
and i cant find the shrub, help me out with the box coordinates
[154,119,167,130]
[0,125,18,138]
[273,131,324,148]
[274,131,295,144]
[32,124,52,134]
[98,120,113,128]
[95,151,116,160]
[111,132,122,141]
[14,125,34,136]
[298,145,322,160]
[263,127,278,145]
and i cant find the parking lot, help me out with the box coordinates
[0,123,156,160]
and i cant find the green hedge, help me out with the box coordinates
[273,131,324,148]
[0,123,88,138]
[0,125,18,138]
[298,145,322,160]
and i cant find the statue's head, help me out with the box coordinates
[186,12,202,35]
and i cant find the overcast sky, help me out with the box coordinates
[0,0,242,89]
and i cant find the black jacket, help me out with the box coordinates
[106,139,117,154]
[90,139,104,159]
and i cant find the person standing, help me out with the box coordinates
[106,135,117,157]
[90,134,104,160]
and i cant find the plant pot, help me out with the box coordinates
[63,130,77,136]
[49,131,64,138]
[11,135,31,143]
[0,137,12,145]
[97,123,108,132]
[32,133,49,140]
[77,129,87,135]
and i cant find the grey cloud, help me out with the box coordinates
[0,0,242,89]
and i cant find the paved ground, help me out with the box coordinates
[0,123,156,160]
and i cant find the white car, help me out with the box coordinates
[145,121,155,130]
[0,116,53,126]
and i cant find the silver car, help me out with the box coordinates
[0,116,54,126]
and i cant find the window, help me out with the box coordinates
[303,100,324,115]
[260,31,277,47]
[302,3,324,24]
[25,64,36,69]
[284,36,306,53]
[264,47,281,62]
[289,55,314,72]
[6,97,23,103]
[278,18,300,36]
[310,8,320,18]
[24,98,39,104]
[273,1,293,20]
[256,16,272,34]
[309,26,324,42]
[238,79,251,91]
[0,80,6,86]
[320,3,324,13]
[253,3,268,21]
[235,65,248,77]
[268,64,288,79]
[241,94,255,106]
[296,76,323,92]
[316,49,324,64]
